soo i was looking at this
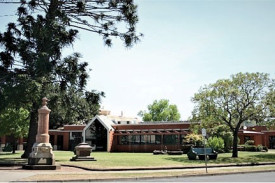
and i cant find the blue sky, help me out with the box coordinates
[1,0,275,120]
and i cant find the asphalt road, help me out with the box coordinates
[133,171,275,182]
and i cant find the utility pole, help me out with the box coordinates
[202,128,208,173]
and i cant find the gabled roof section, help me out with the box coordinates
[84,115,115,132]
[239,130,264,135]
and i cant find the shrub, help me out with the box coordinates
[245,140,255,146]
[207,136,224,153]
[184,133,203,147]
[238,145,245,151]
[2,144,12,152]
[244,145,257,151]
[256,145,263,152]
[263,146,268,152]
[223,132,233,152]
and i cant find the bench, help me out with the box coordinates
[187,147,218,160]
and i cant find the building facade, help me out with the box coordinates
[1,114,275,152]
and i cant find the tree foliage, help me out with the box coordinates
[0,107,29,153]
[184,133,203,147]
[192,72,275,157]
[0,0,140,157]
[138,99,181,121]
[207,136,224,153]
[0,107,29,138]
[190,122,233,152]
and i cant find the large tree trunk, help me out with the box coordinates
[232,130,239,158]
[21,102,38,158]
[12,134,16,154]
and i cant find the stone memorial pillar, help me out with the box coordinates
[23,97,60,170]
[0,136,6,152]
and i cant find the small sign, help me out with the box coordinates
[202,128,207,137]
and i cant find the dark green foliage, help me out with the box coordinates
[0,0,140,157]
[244,145,257,151]
[2,144,13,152]
[256,145,263,152]
[238,144,268,152]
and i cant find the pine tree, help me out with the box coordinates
[0,0,141,158]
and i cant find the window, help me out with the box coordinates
[118,135,161,145]
[141,135,151,144]
[149,135,161,144]
[244,136,251,143]
[130,135,140,144]
[163,135,178,145]
[70,132,82,140]
[118,135,129,145]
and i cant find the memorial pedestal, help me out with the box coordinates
[23,98,60,170]
[71,142,96,161]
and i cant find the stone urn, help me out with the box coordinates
[71,142,96,161]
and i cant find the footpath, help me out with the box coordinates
[1,162,275,182]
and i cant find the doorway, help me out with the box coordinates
[85,119,107,151]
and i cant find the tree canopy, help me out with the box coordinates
[192,72,275,157]
[0,107,29,138]
[0,0,141,157]
[0,107,29,153]
[138,99,181,122]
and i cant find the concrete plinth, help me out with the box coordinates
[22,164,61,170]
[70,156,96,161]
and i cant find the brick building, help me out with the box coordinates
[1,114,275,152]
[47,115,275,152]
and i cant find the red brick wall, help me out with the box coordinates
[49,131,70,150]
[113,144,182,152]
[263,131,275,148]
[108,130,114,152]
[64,125,85,131]
[113,123,190,131]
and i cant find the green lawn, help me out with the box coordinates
[1,150,275,169]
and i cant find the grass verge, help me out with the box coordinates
[1,150,275,169]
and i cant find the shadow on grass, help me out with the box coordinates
[164,156,206,165]
[0,152,27,165]
[165,152,275,165]
[0,158,27,165]
[252,153,275,161]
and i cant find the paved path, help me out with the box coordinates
[1,165,275,182]
[0,167,35,182]
[0,166,88,182]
